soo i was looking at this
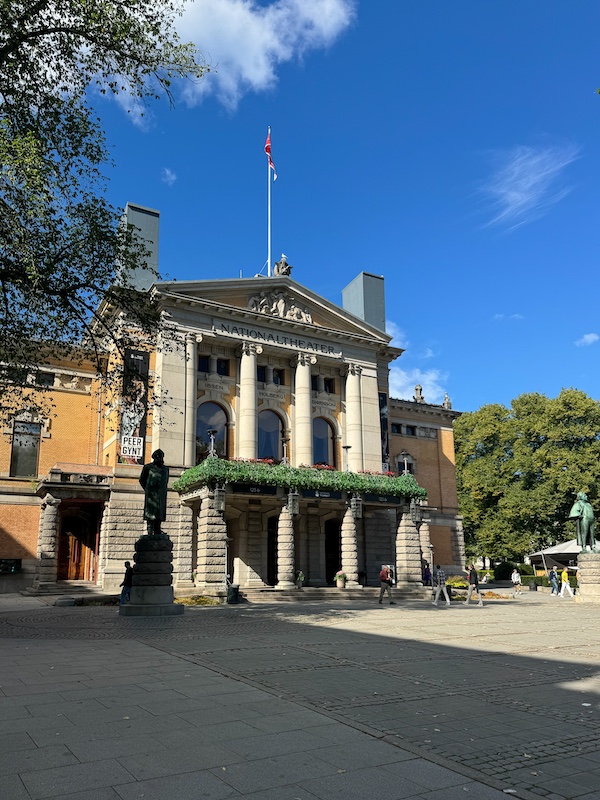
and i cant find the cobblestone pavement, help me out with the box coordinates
[1,592,600,799]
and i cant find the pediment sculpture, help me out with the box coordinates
[247,290,312,324]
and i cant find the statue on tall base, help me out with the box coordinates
[568,491,596,551]
[120,449,183,616]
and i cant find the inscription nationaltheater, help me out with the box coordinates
[217,322,342,356]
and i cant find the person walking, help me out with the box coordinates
[432,564,450,606]
[559,567,574,598]
[378,565,396,605]
[120,561,133,605]
[511,568,522,596]
[464,563,483,606]
[549,567,559,595]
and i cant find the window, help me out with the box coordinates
[196,402,227,462]
[323,378,335,394]
[273,368,285,386]
[311,375,319,392]
[258,410,283,460]
[405,425,417,436]
[391,423,401,434]
[257,365,267,383]
[36,372,55,387]
[198,355,209,373]
[216,358,229,376]
[313,417,336,467]
[10,419,41,477]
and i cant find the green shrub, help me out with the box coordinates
[493,562,516,581]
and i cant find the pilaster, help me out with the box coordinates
[34,494,61,586]
[238,342,262,459]
[345,363,364,471]
[294,353,316,466]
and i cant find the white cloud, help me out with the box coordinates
[389,366,448,405]
[385,320,408,349]
[493,313,524,321]
[161,167,177,187]
[479,143,580,230]
[179,0,356,109]
[575,333,599,347]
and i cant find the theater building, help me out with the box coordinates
[0,261,464,595]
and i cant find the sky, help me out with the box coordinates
[97,0,600,413]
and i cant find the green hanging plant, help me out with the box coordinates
[173,458,426,500]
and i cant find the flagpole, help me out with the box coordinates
[267,125,272,277]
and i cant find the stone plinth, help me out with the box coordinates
[119,533,184,616]
[575,552,600,603]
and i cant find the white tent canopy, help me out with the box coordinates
[529,539,580,572]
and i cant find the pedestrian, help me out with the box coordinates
[378,565,396,605]
[511,568,522,596]
[432,564,450,606]
[559,566,574,598]
[549,567,559,595]
[120,560,133,605]
[422,562,432,587]
[464,563,483,606]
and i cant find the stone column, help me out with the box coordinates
[419,505,433,568]
[395,508,423,585]
[209,354,218,374]
[34,494,61,587]
[341,504,359,587]
[184,333,198,467]
[195,487,228,592]
[276,505,295,588]
[238,343,262,459]
[174,501,195,589]
[345,363,364,471]
[293,353,316,466]
[451,516,466,569]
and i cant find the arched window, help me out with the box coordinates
[313,417,336,467]
[196,402,228,462]
[258,410,283,460]
[10,416,42,477]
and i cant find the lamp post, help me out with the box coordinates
[342,445,352,472]
[400,450,409,474]
[207,429,217,457]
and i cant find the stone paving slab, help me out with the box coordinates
[0,592,599,799]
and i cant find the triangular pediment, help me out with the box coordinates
[154,276,393,345]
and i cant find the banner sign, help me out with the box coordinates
[118,349,149,465]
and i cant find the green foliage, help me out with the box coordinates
[0,0,208,419]
[455,389,600,561]
[175,595,220,606]
[173,458,427,500]
[493,562,517,581]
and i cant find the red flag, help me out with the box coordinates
[264,130,277,181]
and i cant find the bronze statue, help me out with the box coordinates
[568,491,596,551]
[139,449,169,535]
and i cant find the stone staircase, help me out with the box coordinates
[239,586,430,603]
[22,580,117,601]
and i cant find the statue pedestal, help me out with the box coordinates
[119,533,184,617]
[575,552,600,603]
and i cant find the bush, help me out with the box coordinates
[493,562,517,581]
[518,563,535,576]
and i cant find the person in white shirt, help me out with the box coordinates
[511,569,522,596]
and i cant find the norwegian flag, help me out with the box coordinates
[264,129,277,180]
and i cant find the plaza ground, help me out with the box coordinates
[0,591,599,800]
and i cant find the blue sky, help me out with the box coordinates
[98,0,600,413]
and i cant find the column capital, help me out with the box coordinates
[239,342,263,357]
[41,494,61,509]
[295,352,317,368]
[345,362,363,376]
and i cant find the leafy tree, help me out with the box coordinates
[454,389,600,561]
[0,0,208,420]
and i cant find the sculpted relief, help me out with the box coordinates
[247,290,313,324]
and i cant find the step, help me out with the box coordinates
[239,586,430,603]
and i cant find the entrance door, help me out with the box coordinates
[57,510,100,581]
[267,516,278,586]
[325,519,341,585]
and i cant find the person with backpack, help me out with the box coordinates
[378,565,396,605]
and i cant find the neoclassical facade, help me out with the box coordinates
[0,270,464,595]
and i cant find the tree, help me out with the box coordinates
[0,0,208,420]
[454,389,600,561]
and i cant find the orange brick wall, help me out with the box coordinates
[0,502,40,558]
[430,525,454,565]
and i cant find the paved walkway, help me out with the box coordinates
[0,591,599,800]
